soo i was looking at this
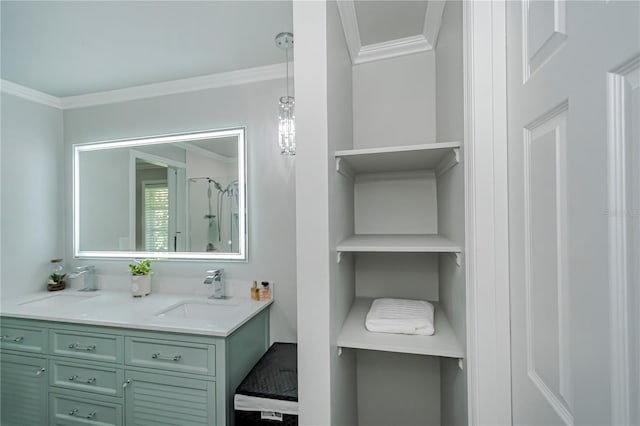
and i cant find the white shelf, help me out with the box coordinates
[337,298,464,358]
[335,142,460,178]
[336,234,461,253]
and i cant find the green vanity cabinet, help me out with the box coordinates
[0,308,269,426]
[0,353,48,426]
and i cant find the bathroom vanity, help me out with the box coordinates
[0,291,271,426]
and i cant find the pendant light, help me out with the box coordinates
[275,32,295,155]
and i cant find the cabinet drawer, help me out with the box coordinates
[125,336,215,376]
[49,359,124,397]
[50,329,123,363]
[49,393,122,426]
[0,323,47,353]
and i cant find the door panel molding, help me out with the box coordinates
[607,53,640,426]
[523,101,573,425]
[522,0,567,82]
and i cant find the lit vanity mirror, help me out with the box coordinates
[74,128,247,260]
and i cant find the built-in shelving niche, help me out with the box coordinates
[335,142,464,359]
[333,141,466,426]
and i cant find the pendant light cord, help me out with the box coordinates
[285,45,290,101]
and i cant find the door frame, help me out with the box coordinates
[463,1,512,424]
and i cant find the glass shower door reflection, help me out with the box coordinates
[187,177,239,253]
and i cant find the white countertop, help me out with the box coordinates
[0,290,272,337]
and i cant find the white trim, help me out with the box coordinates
[335,157,355,180]
[435,148,460,178]
[523,102,574,425]
[527,372,574,425]
[129,152,137,251]
[336,0,444,65]
[355,35,431,65]
[0,79,62,109]
[354,170,435,184]
[521,0,567,82]
[607,54,640,426]
[336,0,361,64]
[423,0,446,48]
[61,62,289,109]
[464,1,513,425]
[1,63,289,110]
[130,149,188,170]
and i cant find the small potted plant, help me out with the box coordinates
[129,259,151,297]
[47,258,66,291]
[47,272,66,291]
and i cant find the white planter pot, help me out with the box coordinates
[131,274,151,297]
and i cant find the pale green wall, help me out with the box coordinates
[62,79,297,344]
[0,78,298,345]
[1,93,64,299]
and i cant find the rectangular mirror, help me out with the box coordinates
[73,128,247,260]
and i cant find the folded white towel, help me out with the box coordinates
[365,298,435,336]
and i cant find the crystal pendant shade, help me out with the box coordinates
[278,96,295,155]
[276,32,294,155]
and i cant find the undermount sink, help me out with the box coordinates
[155,300,241,321]
[18,293,98,309]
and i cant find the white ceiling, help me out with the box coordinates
[1,1,445,100]
[354,1,428,46]
[0,1,293,97]
[338,0,446,65]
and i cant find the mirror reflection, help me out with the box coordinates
[74,128,246,260]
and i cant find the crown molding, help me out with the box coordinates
[337,0,446,65]
[0,79,63,109]
[423,1,446,48]
[336,0,362,63]
[355,35,432,64]
[61,62,289,109]
[1,62,289,110]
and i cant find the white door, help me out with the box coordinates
[507,1,640,425]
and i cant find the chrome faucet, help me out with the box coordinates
[69,265,97,292]
[204,269,225,299]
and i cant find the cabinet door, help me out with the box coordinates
[0,353,48,426]
[124,370,215,426]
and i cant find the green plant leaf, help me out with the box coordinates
[128,259,151,276]
[49,273,66,282]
